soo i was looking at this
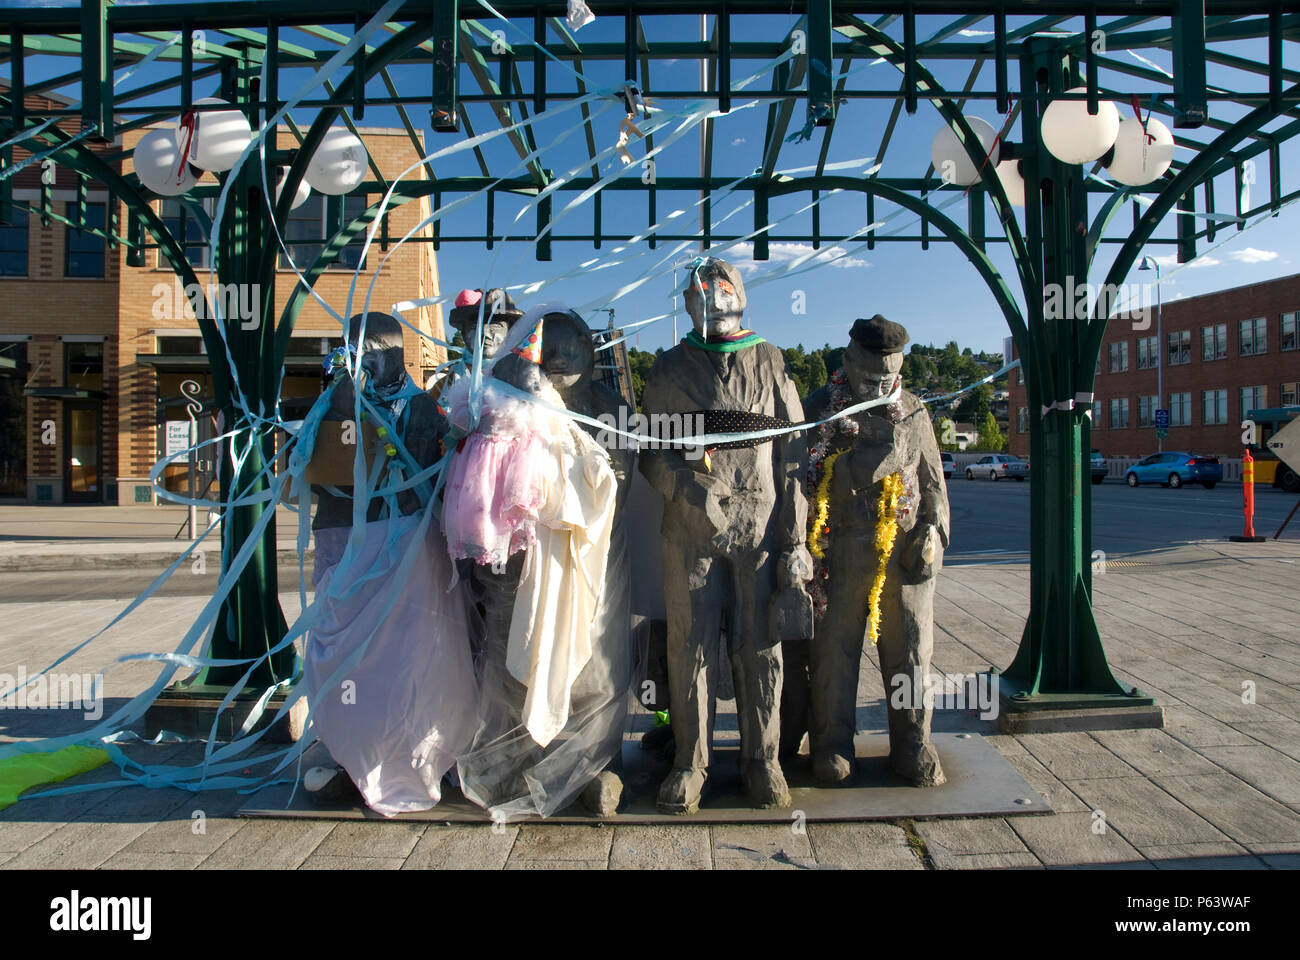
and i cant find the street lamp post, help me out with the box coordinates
[1140,256,1164,451]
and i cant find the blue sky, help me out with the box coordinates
[8,3,1298,356]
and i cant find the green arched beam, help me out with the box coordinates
[262,19,436,336]
[0,106,233,403]
[767,175,1026,342]
[1085,80,1300,367]
[272,182,434,367]
[833,11,1047,399]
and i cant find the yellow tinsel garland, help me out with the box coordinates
[808,449,844,560]
[867,472,905,646]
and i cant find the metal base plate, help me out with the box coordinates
[238,732,1049,825]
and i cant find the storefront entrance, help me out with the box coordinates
[63,400,102,503]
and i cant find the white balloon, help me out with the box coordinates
[1105,116,1175,186]
[133,128,197,196]
[995,158,1025,207]
[181,97,252,173]
[305,127,367,196]
[931,116,1000,187]
[275,166,312,210]
[1040,87,1120,165]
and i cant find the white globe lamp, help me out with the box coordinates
[305,127,367,196]
[1104,116,1175,186]
[994,158,1025,207]
[182,98,253,173]
[930,116,1000,186]
[275,166,312,211]
[133,127,197,196]
[1040,87,1120,164]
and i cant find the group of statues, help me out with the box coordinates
[300,254,950,821]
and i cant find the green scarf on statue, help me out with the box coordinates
[682,328,766,353]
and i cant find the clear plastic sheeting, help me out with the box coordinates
[457,514,632,821]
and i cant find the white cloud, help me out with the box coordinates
[1151,253,1219,269]
[730,137,746,147]
[726,241,869,272]
[1228,247,1279,263]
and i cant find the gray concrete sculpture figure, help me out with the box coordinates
[454,309,636,818]
[447,287,524,360]
[797,315,950,787]
[307,312,450,803]
[639,256,812,813]
[313,312,446,531]
[543,308,636,814]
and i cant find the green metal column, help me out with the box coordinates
[997,42,1152,718]
[199,49,291,689]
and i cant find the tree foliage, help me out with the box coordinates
[974,410,1007,452]
[626,339,1003,408]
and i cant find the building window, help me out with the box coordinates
[1167,329,1190,365]
[1092,400,1102,425]
[1201,323,1227,362]
[1169,392,1192,427]
[1109,397,1129,429]
[0,206,29,276]
[1136,336,1159,370]
[1108,341,1129,373]
[1240,385,1267,417]
[157,336,205,355]
[1282,382,1298,406]
[1239,317,1267,357]
[65,341,104,392]
[1016,407,1028,433]
[159,198,211,268]
[65,202,107,277]
[279,194,369,271]
[1282,313,1298,352]
[1137,395,1159,428]
[1202,389,1228,425]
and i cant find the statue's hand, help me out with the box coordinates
[900,523,942,581]
[779,544,814,589]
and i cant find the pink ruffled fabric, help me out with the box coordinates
[442,393,550,565]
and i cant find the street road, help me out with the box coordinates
[946,476,1300,562]
[0,480,1296,599]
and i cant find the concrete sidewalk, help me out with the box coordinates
[1,538,1299,869]
[0,504,312,571]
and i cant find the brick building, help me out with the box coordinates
[1008,272,1300,459]
[1,115,446,505]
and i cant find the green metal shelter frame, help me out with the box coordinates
[1,1,1297,718]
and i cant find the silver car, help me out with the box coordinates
[965,454,1028,481]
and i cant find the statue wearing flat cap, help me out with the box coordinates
[790,315,950,787]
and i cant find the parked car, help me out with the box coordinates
[1124,452,1222,489]
[1090,449,1108,485]
[965,454,1028,481]
[941,451,954,479]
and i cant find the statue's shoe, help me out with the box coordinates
[304,765,364,805]
[891,741,946,787]
[639,723,675,760]
[579,770,624,817]
[656,766,707,815]
[811,748,854,784]
[742,760,792,809]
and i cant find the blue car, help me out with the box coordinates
[1124,451,1222,489]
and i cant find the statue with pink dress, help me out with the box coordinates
[440,304,631,819]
